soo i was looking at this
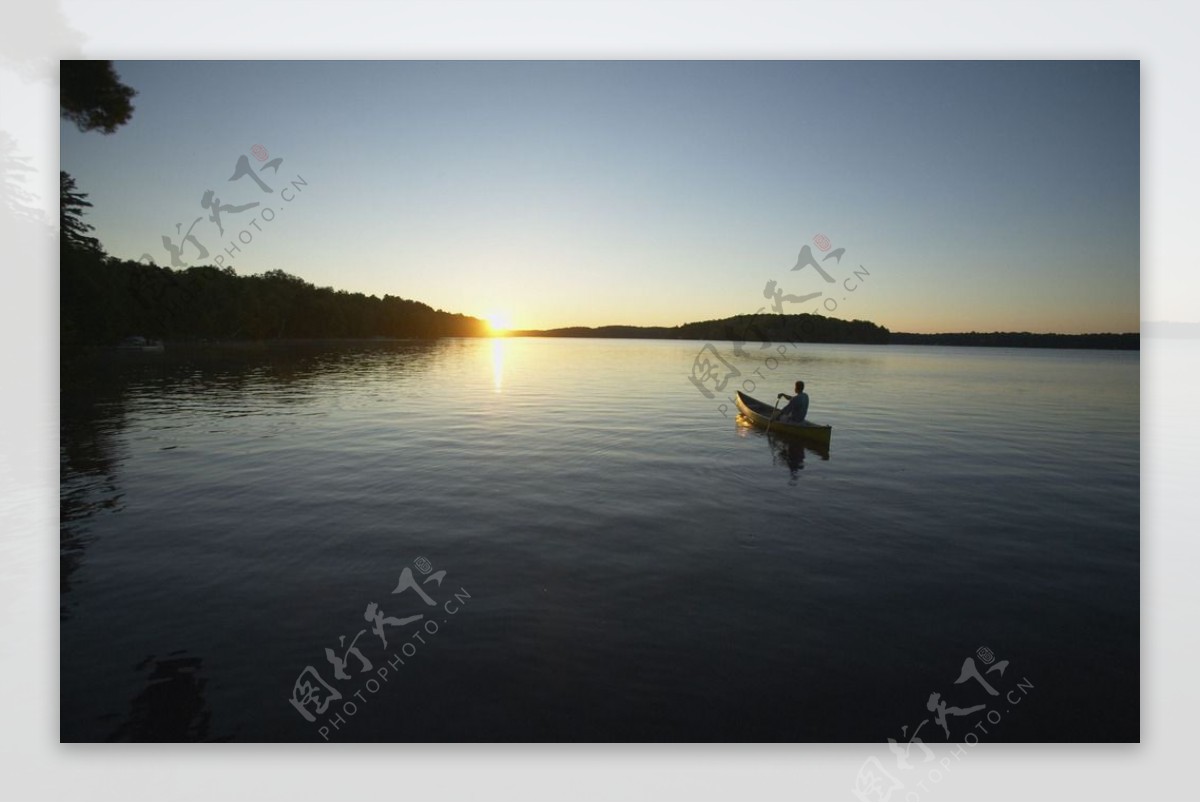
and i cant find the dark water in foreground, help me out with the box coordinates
[60,338,1139,742]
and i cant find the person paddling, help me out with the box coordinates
[776,380,810,423]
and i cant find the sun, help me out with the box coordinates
[486,311,513,335]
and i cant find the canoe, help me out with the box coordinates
[734,390,833,446]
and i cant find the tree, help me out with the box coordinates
[60,171,101,254]
[60,60,136,134]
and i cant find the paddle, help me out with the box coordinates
[765,394,784,435]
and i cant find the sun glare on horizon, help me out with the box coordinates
[486,311,513,335]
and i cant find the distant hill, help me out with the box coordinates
[514,313,891,345]
[515,315,1139,350]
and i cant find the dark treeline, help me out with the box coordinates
[61,248,488,348]
[890,331,1139,349]
[677,314,890,344]
[515,316,1141,350]
[516,313,891,344]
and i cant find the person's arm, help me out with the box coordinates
[774,393,792,417]
[771,394,790,419]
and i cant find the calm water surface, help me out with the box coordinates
[60,338,1139,741]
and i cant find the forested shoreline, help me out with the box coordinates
[514,314,1138,350]
[514,313,892,344]
[888,331,1139,349]
[61,248,488,349]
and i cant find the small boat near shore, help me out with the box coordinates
[734,390,833,447]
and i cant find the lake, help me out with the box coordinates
[60,338,1139,742]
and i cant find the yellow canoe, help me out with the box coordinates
[735,390,833,447]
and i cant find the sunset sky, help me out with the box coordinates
[60,60,1140,334]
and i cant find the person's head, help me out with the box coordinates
[795,380,805,393]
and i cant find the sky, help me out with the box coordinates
[59,60,1140,334]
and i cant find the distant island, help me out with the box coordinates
[514,314,1139,350]
[513,313,889,345]
[888,331,1138,349]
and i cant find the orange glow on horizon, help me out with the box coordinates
[486,311,513,335]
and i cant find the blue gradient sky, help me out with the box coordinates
[60,60,1139,333]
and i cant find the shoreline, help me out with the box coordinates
[69,334,1143,352]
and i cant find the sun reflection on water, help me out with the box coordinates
[491,337,505,392]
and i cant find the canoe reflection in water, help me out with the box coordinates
[767,431,829,480]
[734,413,830,482]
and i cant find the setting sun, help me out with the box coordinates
[486,311,513,334]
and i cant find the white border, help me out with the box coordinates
[2,1,1195,799]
